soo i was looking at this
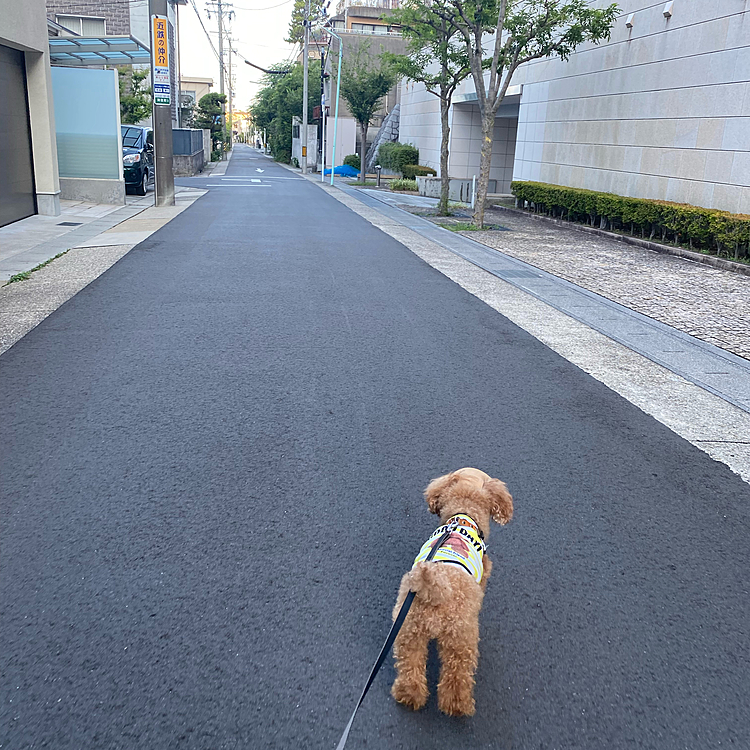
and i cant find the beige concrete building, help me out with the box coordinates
[399,1,750,212]
[0,0,61,226]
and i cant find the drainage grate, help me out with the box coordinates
[58,221,83,226]
[493,269,541,279]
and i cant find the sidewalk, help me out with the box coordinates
[0,185,207,355]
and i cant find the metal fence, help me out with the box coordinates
[172,128,204,156]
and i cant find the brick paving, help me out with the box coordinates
[441,207,750,361]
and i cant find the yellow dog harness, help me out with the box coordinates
[412,513,486,583]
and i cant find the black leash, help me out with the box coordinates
[335,525,454,750]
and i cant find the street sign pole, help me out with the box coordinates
[150,0,175,206]
[301,0,309,174]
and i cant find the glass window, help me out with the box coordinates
[121,126,143,148]
[56,15,106,36]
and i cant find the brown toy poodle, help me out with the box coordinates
[391,468,513,717]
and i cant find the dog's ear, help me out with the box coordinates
[424,472,457,515]
[484,478,513,525]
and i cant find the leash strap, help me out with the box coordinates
[335,526,454,750]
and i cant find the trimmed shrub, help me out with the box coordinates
[343,153,361,170]
[510,181,750,261]
[391,178,418,191]
[378,142,419,174]
[402,164,437,179]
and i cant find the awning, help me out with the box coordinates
[49,36,151,66]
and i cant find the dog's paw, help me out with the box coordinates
[437,687,475,717]
[391,678,428,711]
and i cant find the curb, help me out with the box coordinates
[491,205,750,278]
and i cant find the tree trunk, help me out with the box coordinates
[472,112,494,228]
[438,98,451,216]
[360,123,368,184]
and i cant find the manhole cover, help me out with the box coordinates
[493,269,541,279]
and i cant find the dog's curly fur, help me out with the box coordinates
[391,468,513,717]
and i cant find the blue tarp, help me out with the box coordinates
[324,165,360,177]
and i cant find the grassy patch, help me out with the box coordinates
[443,221,483,231]
[4,250,70,286]
[390,178,418,192]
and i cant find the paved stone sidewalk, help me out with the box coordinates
[443,207,750,360]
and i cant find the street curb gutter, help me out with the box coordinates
[491,205,750,278]
[302,173,750,485]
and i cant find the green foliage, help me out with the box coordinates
[250,62,321,163]
[377,142,419,174]
[118,68,151,124]
[3,250,70,286]
[391,178,418,191]
[383,0,471,103]
[339,42,396,131]
[286,0,325,44]
[444,221,481,231]
[511,181,750,261]
[343,154,361,170]
[192,92,228,154]
[402,164,437,179]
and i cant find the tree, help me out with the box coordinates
[339,42,396,184]
[250,61,321,163]
[118,67,151,125]
[192,92,228,158]
[286,0,325,44]
[435,0,618,227]
[385,0,472,215]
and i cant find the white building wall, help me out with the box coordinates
[400,2,750,213]
[399,80,442,172]
[511,0,750,213]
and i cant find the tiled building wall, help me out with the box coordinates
[46,0,131,35]
[511,0,750,213]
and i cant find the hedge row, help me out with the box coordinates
[343,153,361,170]
[378,142,419,174]
[510,181,750,261]
[402,164,437,179]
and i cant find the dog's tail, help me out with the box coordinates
[407,562,454,606]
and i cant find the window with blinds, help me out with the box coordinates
[56,15,107,36]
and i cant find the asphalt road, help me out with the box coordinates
[2,145,749,750]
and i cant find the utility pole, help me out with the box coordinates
[207,0,232,157]
[228,39,234,148]
[301,0,310,174]
[149,0,175,206]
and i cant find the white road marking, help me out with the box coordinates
[206,184,271,187]
[251,179,261,183]
[256,168,264,173]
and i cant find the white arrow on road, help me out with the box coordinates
[256,168,264,173]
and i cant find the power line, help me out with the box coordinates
[233,0,292,10]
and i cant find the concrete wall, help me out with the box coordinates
[399,2,750,213]
[399,78,518,191]
[0,0,61,216]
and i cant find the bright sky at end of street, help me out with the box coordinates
[178,0,297,112]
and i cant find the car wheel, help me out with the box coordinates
[135,170,148,196]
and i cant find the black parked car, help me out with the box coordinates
[121,125,154,195]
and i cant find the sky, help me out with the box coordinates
[177,0,299,113]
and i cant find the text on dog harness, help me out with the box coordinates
[412,514,485,583]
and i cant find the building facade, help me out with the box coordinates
[399,1,750,213]
[0,0,61,226]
